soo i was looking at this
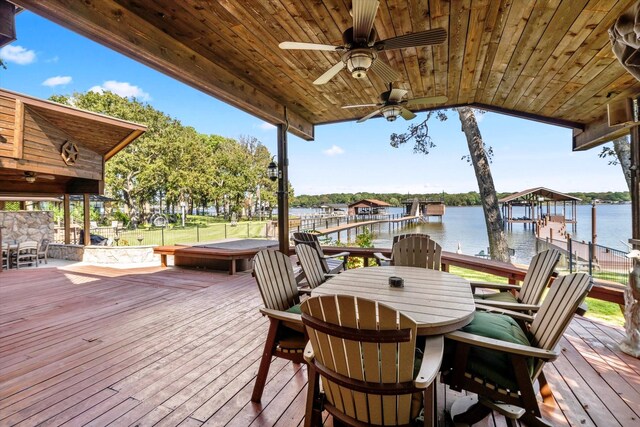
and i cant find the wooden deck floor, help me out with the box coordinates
[0,265,638,426]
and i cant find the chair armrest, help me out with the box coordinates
[298,288,313,295]
[414,336,444,388]
[475,304,536,322]
[445,330,558,361]
[475,300,541,312]
[303,341,315,363]
[323,251,350,259]
[259,308,302,324]
[471,281,521,292]
[373,252,391,263]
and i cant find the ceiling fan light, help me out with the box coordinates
[382,106,402,121]
[345,50,374,79]
[25,175,36,183]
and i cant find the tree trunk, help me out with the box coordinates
[456,107,510,262]
[613,136,632,191]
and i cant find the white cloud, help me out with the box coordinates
[89,80,151,100]
[44,56,59,63]
[259,122,276,130]
[42,75,72,87]
[323,145,345,156]
[0,45,36,65]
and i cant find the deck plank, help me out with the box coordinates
[0,265,636,426]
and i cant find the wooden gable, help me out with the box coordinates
[0,90,145,195]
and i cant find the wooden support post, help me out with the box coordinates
[83,194,91,246]
[631,125,640,250]
[63,194,71,244]
[621,125,640,358]
[277,122,289,255]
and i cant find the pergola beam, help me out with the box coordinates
[573,110,638,151]
[11,0,314,141]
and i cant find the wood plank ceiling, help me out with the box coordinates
[12,0,640,147]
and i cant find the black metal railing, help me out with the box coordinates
[54,222,271,246]
[537,237,631,286]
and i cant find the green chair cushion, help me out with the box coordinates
[474,291,518,303]
[460,311,533,390]
[286,303,302,315]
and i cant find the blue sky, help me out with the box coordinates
[1,11,629,195]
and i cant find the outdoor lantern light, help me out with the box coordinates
[267,159,278,182]
[345,49,375,79]
[381,105,402,121]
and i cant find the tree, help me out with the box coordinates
[600,136,632,192]
[390,107,510,262]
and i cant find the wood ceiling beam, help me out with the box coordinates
[572,114,637,151]
[12,0,315,141]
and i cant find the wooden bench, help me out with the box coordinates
[154,240,278,275]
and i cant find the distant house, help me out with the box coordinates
[348,199,391,216]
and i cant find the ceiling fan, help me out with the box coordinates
[24,171,55,183]
[343,85,448,122]
[279,0,447,85]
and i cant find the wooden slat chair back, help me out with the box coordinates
[1,242,8,270]
[292,232,348,274]
[472,249,561,311]
[251,250,306,403]
[14,241,38,269]
[517,248,561,305]
[37,238,50,265]
[302,295,440,427]
[529,272,592,372]
[374,233,431,266]
[295,243,328,289]
[442,272,592,426]
[253,249,299,311]
[391,236,442,270]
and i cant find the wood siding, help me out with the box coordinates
[0,95,16,158]
[21,106,103,180]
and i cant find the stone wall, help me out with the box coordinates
[0,211,54,243]
[82,245,159,264]
[48,244,84,261]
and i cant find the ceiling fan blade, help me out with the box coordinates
[313,61,346,85]
[399,108,417,121]
[40,174,55,180]
[388,88,408,102]
[357,108,383,123]
[406,95,449,106]
[279,41,341,51]
[352,0,379,41]
[370,59,400,82]
[342,103,380,109]
[375,28,448,50]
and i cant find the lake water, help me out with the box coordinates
[291,204,631,264]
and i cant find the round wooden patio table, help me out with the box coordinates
[311,266,475,335]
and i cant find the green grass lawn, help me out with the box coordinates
[113,222,270,246]
[450,266,625,327]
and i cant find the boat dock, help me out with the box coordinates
[296,215,420,242]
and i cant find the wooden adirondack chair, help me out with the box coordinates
[388,235,442,270]
[441,272,592,427]
[294,243,335,291]
[292,232,349,274]
[472,249,561,312]
[301,295,444,427]
[251,250,306,402]
[373,233,431,266]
